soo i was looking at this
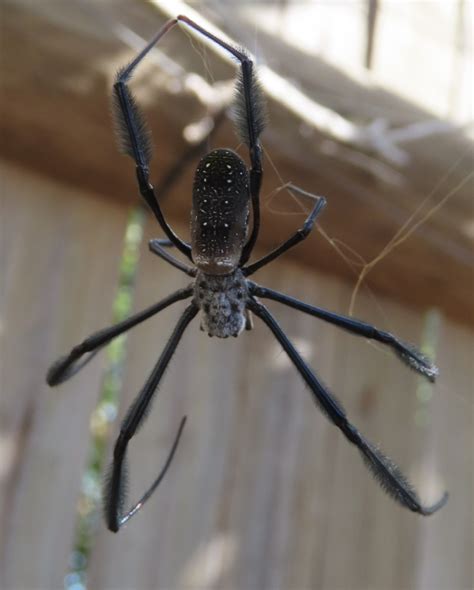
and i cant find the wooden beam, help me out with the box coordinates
[1,1,472,325]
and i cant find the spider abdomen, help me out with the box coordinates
[191,149,250,275]
[194,270,248,338]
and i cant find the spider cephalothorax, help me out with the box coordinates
[47,15,447,534]
[194,269,249,338]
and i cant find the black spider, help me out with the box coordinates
[46,15,448,533]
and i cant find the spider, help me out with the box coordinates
[46,15,448,533]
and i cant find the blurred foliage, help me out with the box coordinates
[414,309,441,428]
[65,207,145,590]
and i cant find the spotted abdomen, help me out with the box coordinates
[191,149,250,275]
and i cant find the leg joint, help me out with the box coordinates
[299,223,314,239]
[343,422,361,444]
[135,165,151,192]
[114,431,129,458]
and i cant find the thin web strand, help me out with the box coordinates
[348,165,474,315]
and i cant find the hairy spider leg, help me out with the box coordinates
[248,299,448,515]
[104,304,198,532]
[176,15,266,265]
[113,18,192,260]
[46,287,194,386]
[243,184,327,276]
[249,284,438,381]
[110,416,187,531]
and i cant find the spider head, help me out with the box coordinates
[191,149,250,275]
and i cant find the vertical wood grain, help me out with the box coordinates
[416,321,473,590]
[0,163,128,590]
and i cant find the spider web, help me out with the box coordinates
[261,146,472,318]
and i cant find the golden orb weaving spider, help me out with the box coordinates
[46,15,448,533]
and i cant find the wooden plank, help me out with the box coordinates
[88,218,472,588]
[0,162,129,590]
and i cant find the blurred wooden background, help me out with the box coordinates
[1,1,472,589]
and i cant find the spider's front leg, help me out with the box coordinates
[104,303,198,532]
[248,299,448,516]
[112,18,192,261]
